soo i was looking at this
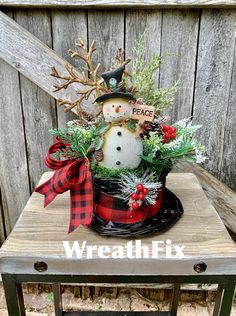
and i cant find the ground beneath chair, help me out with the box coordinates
[0,284,235,315]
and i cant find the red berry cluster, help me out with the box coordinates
[130,183,149,210]
[161,125,177,143]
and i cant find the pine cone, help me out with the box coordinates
[142,122,163,138]
[67,118,89,128]
[94,149,104,162]
[81,110,95,122]
[67,119,82,127]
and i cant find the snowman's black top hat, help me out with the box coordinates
[95,66,135,103]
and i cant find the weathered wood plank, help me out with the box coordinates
[220,40,236,191]
[125,9,162,58]
[192,9,236,179]
[173,161,236,234]
[51,9,87,127]
[88,9,125,74]
[0,0,236,8]
[159,9,200,122]
[125,9,162,83]
[14,10,58,192]
[0,11,86,114]
[0,13,30,235]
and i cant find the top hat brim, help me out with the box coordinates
[95,91,136,103]
[90,188,184,238]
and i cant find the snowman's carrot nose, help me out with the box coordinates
[114,105,120,113]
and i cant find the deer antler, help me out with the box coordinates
[115,48,132,77]
[50,39,106,116]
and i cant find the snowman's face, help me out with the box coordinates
[102,98,132,122]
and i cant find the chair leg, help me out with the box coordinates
[169,283,181,316]
[53,282,63,316]
[2,274,26,316]
[213,284,224,316]
[213,282,235,316]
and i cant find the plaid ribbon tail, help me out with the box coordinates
[34,140,94,234]
[68,168,94,233]
[35,178,58,207]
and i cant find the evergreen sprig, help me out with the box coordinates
[50,126,96,159]
[131,34,179,114]
[141,122,205,168]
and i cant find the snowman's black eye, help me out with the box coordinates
[119,105,122,108]
[112,105,115,108]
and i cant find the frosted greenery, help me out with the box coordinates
[143,132,162,157]
[141,121,204,168]
[131,34,179,115]
[114,172,162,206]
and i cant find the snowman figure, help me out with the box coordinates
[95,67,143,170]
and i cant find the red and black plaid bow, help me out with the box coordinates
[35,141,93,233]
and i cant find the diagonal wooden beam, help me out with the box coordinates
[0,11,90,114]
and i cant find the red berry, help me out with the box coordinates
[170,126,176,133]
[136,183,144,192]
[132,201,139,210]
[131,193,138,201]
[138,193,145,201]
[161,125,168,132]
[143,188,149,195]
[170,132,176,139]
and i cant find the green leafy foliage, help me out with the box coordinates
[143,132,162,157]
[91,159,164,179]
[91,163,134,178]
[94,136,104,150]
[95,120,110,135]
[141,121,205,170]
[50,126,96,159]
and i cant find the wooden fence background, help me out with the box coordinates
[0,6,236,242]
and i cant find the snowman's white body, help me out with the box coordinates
[99,98,143,170]
[100,125,143,169]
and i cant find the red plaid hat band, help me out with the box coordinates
[94,188,163,224]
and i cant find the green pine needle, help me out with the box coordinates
[49,126,96,159]
[131,33,179,114]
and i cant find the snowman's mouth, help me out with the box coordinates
[106,110,130,121]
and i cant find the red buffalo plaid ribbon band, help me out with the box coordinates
[94,189,163,224]
[35,141,93,233]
